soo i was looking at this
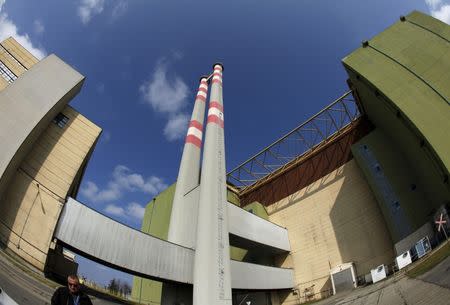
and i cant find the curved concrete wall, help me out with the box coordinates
[55,198,194,284]
[343,11,450,253]
[230,261,294,290]
[228,202,290,252]
[0,54,84,200]
[55,198,294,289]
[177,185,291,252]
[343,11,450,200]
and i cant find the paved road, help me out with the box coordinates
[0,250,126,305]
[1,248,449,305]
[313,257,450,305]
[419,254,450,289]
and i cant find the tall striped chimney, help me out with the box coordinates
[167,76,209,248]
[193,63,232,305]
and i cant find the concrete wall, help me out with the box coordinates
[343,11,450,205]
[55,198,195,284]
[131,184,275,304]
[0,37,101,270]
[0,105,101,269]
[352,129,439,245]
[343,11,450,252]
[267,160,394,304]
[132,184,175,305]
[0,54,85,202]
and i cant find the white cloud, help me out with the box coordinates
[425,0,450,24]
[81,180,120,202]
[0,2,46,59]
[80,181,100,200]
[104,202,146,220]
[140,61,189,114]
[78,0,129,25]
[126,202,145,219]
[432,4,450,23]
[164,113,189,141]
[171,50,183,60]
[80,165,167,203]
[104,204,124,216]
[33,19,44,34]
[140,56,191,141]
[426,0,443,9]
[112,0,128,19]
[78,0,105,25]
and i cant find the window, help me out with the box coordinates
[0,60,17,83]
[53,113,69,128]
[392,201,400,210]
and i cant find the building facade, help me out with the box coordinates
[0,37,101,272]
[0,10,448,305]
[132,11,450,304]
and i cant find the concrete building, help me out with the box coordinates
[0,10,448,305]
[132,11,450,304]
[0,37,101,275]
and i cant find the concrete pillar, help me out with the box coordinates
[193,63,232,305]
[168,77,209,248]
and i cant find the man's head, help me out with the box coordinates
[67,275,80,294]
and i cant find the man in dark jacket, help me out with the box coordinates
[51,275,93,305]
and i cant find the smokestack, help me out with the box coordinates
[167,76,209,248]
[193,63,232,304]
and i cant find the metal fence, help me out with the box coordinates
[227,91,361,192]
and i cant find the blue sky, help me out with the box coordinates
[1,0,448,287]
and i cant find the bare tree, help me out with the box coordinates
[107,278,131,297]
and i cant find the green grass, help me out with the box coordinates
[406,241,450,278]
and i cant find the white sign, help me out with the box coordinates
[395,251,412,270]
[435,213,447,232]
[370,265,387,283]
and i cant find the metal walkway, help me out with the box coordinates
[227,91,361,194]
[177,185,291,253]
[54,198,294,289]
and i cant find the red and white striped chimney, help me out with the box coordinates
[167,76,209,248]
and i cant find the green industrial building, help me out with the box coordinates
[0,7,448,305]
[131,11,450,305]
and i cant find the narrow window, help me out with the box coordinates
[53,113,69,128]
[0,60,17,83]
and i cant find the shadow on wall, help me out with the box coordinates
[266,125,363,215]
[265,129,396,303]
[278,278,332,305]
[329,158,394,278]
[0,109,79,265]
[269,133,375,304]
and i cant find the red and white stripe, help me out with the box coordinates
[207,101,224,128]
[196,90,207,102]
[196,81,208,102]
[212,65,222,86]
[185,120,203,148]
